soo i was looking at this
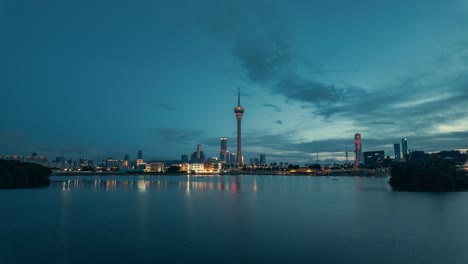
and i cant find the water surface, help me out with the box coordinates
[1,175,467,263]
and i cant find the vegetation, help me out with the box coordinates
[389,157,468,191]
[0,160,51,188]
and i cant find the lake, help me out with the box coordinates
[1,175,468,264]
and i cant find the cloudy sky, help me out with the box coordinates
[1,0,467,163]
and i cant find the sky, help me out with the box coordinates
[1,0,468,164]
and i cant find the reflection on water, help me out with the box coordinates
[52,175,255,193]
[3,175,468,264]
[52,175,392,194]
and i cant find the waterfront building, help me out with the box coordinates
[363,151,385,167]
[180,163,190,172]
[189,163,204,173]
[401,138,408,156]
[234,88,245,165]
[220,137,227,162]
[146,162,164,172]
[106,157,119,170]
[260,154,266,165]
[122,154,130,168]
[187,162,223,173]
[138,150,143,160]
[393,143,401,161]
[354,133,362,168]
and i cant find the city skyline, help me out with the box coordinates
[1,0,468,162]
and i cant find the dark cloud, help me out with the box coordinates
[233,38,291,82]
[274,75,345,105]
[275,120,283,125]
[149,128,204,145]
[261,104,281,112]
[149,102,176,112]
[369,121,397,125]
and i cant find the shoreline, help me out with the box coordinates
[51,169,388,177]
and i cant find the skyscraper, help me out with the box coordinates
[196,144,202,160]
[123,154,130,168]
[190,145,206,163]
[230,153,236,164]
[220,137,227,162]
[393,143,401,161]
[354,133,362,169]
[401,138,408,156]
[234,88,244,165]
[260,154,266,165]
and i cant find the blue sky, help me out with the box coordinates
[1,0,467,163]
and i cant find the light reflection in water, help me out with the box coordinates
[52,176,254,192]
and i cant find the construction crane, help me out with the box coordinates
[345,147,349,163]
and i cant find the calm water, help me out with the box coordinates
[1,175,468,264]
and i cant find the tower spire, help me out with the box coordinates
[238,88,241,106]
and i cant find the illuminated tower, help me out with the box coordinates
[354,133,361,169]
[234,89,244,165]
[401,138,408,156]
[220,137,227,162]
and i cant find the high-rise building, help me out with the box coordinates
[229,153,236,164]
[234,88,245,165]
[190,152,198,163]
[401,138,408,156]
[123,154,130,168]
[190,145,206,163]
[363,151,385,167]
[260,154,266,165]
[354,133,362,169]
[197,144,202,160]
[181,154,189,163]
[220,137,227,162]
[393,144,401,161]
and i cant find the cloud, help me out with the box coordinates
[148,128,204,145]
[261,104,281,112]
[369,121,397,125]
[274,74,346,105]
[275,120,283,125]
[149,102,176,112]
[0,129,24,142]
[241,129,468,163]
[233,37,291,82]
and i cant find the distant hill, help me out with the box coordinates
[0,160,52,188]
